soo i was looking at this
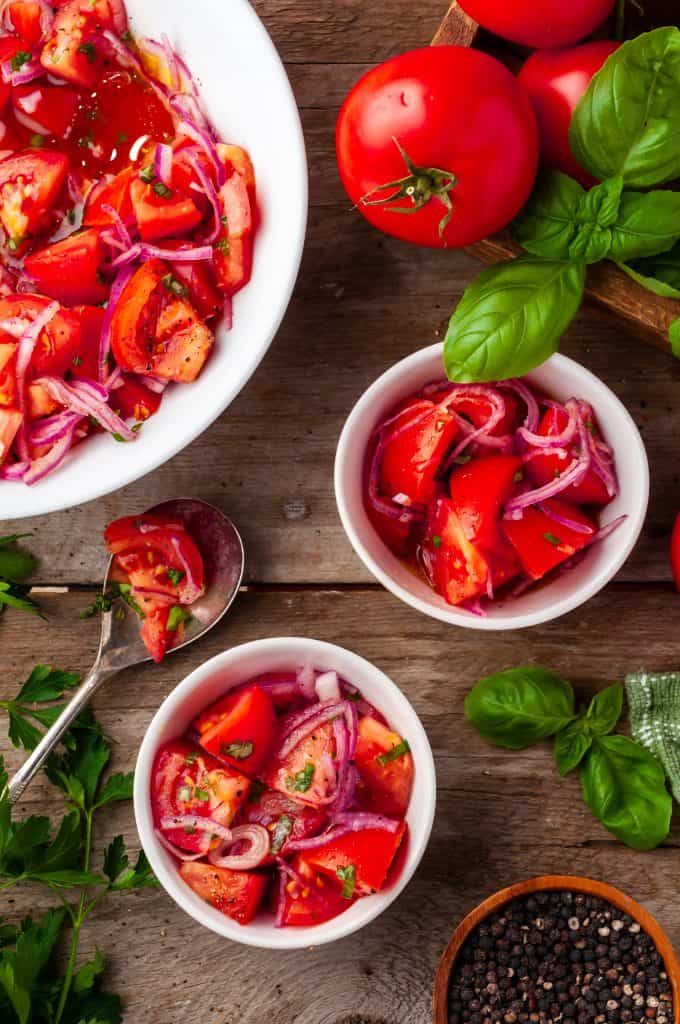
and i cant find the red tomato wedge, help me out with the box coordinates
[0,37,23,115]
[380,398,458,506]
[262,720,335,806]
[518,42,620,188]
[213,167,254,297]
[0,406,21,463]
[0,149,69,244]
[111,373,162,422]
[448,454,523,552]
[502,499,596,580]
[179,862,267,925]
[524,407,612,506]
[162,241,222,321]
[130,176,203,243]
[421,496,489,606]
[24,229,109,306]
[83,166,134,228]
[109,259,214,383]
[40,0,127,89]
[12,84,80,140]
[280,855,353,926]
[104,513,205,604]
[151,740,251,854]
[8,1,45,45]
[193,685,277,777]
[243,790,328,854]
[306,821,407,895]
[140,604,185,663]
[69,304,106,380]
[354,716,413,818]
[671,513,680,591]
[0,294,81,378]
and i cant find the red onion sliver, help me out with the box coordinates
[176,119,225,185]
[315,670,340,703]
[184,150,222,243]
[154,142,174,188]
[99,264,134,381]
[100,203,133,250]
[160,815,233,841]
[207,824,270,869]
[23,425,77,485]
[537,501,595,536]
[329,812,400,833]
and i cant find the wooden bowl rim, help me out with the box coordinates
[433,875,680,1024]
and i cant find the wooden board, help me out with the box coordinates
[1,5,680,1021]
[431,1,680,352]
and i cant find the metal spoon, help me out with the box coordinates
[8,498,245,804]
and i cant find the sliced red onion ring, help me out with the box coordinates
[36,376,137,442]
[14,301,59,460]
[177,119,225,185]
[537,501,595,536]
[160,815,233,841]
[521,445,570,465]
[170,535,205,603]
[13,107,50,136]
[29,410,82,446]
[315,670,340,703]
[1,56,43,87]
[23,425,77,485]
[138,374,168,395]
[100,203,133,250]
[154,142,173,188]
[497,378,540,433]
[277,700,351,760]
[274,866,287,927]
[505,413,592,518]
[131,587,177,606]
[207,824,270,869]
[296,663,316,701]
[155,828,205,861]
[329,811,400,833]
[184,150,222,242]
[170,92,213,139]
[99,264,134,381]
[518,399,578,449]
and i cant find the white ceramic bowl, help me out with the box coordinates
[134,637,437,949]
[335,344,649,631]
[2,0,307,519]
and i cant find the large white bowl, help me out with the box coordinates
[1,0,307,519]
[134,637,437,950]
[335,344,649,631]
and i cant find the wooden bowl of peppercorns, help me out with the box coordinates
[434,876,680,1024]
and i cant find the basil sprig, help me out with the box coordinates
[444,26,680,383]
[465,667,672,850]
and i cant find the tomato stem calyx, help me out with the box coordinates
[358,138,457,237]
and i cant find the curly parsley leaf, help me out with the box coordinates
[1,667,81,751]
[0,909,65,1024]
[0,535,42,621]
[103,837,157,891]
[93,772,133,809]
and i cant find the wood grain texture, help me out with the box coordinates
[430,2,680,351]
[1,591,679,1024]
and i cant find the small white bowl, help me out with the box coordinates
[133,637,436,950]
[335,344,649,631]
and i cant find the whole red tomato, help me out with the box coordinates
[518,41,620,187]
[457,0,616,48]
[336,46,538,249]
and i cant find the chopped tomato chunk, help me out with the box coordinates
[524,406,612,506]
[0,295,81,379]
[0,150,69,244]
[130,176,203,243]
[502,498,596,580]
[448,454,523,552]
[262,720,335,806]
[280,855,352,926]
[111,372,162,422]
[0,406,21,463]
[193,685,277,778]
[306,821,407,895]
[180,862,267,925]
[8,1,45,46]
[354,716,414,818]
[24,229,108,306]
[380,398,457,506]
[422,496,489,606]
[40,0,125,89]
[69,304,105,380]
[83,166,134,228]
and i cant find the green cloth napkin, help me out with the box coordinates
[625,671,680,803]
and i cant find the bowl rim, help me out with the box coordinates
[133,636,437,950]
[433,874,680,1024]
[0,0,308,520]
[334,343,650,631]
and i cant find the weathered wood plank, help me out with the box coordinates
[1,590,678,1024]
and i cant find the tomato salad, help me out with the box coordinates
[152,667,413,927]
[104,511,206,663]
[0,0,255,485]
[365,379,625,614]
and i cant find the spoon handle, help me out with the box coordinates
[8,659,115,804]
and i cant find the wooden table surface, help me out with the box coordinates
[2,2,680,1022]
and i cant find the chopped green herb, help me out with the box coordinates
[96,269,106,285]
[513,470,524,483]
[554,468,562,479]
[117,131,128,143]
[285,762,314,793]
[120,28,133,43]
[7,237,22,253]
[248,779,265,803]
[376,739,411,766]
[167,605,191,631]
[216,237,229,254]
[167,568,185,586]
[345,690,361,703]
[193,787,209,802]
[336,863,356,899]
[72,354,83,366]
[221,214,228,225]
[183,825,197,835]
[161,273,188,297]
[77,135,94,150]
[152,181,173,199]
[220,739,254,761]
[270,814,294,854]
[11,50,31,72]
[113,606,126,621]
[177,785,192,802]
[29,133,44,148]
[585,420,596,435]
[66,208,76,225]
[80,582,145,620]
[432,535,442,549]
[78,41,97,62]
[139,164,155,184]
[185,751,199,765]
[453,454,472,465]
[543,532,563,548]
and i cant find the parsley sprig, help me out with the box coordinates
[0,535,42,620]
[0,664,157,1023]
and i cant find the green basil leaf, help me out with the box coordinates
[670,317,680,357]
[554,720,593,777]
[576,176,623,228]
[465,666,575,750]
[570,27,680,187]
[585,683,624,735]
[608,191,680,262]
[444,258,585,383]
[617,260,680,300]
[513,171,584,259]
[579,734,672,850]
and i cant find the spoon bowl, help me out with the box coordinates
[8,498,245,802]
